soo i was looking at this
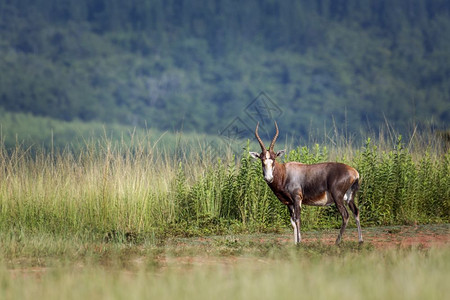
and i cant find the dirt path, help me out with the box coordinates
[6,224,449,279]
[273,224,449,248]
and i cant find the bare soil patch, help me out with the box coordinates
[250,224,449,248]
[6,224,449,278]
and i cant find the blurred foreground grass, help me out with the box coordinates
[0,229,448,300]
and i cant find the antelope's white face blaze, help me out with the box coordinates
[263,151,275,183]
[250,149,285,184]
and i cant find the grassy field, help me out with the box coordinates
[0,130,448,299]
[1,225,449,300]
[0,130,448,241]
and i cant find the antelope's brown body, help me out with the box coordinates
[250,122,363,244]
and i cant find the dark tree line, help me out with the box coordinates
[0,0,449,138]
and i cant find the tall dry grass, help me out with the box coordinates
[0,129,448,241]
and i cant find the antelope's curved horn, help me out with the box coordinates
[255,122,266,151]
[269,121,279,152]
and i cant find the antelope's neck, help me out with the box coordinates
[269,161,286,189]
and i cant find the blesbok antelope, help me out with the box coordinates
[249,122,363,245]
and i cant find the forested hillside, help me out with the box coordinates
[0,0,449,141]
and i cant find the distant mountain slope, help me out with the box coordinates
[1,0,449,139]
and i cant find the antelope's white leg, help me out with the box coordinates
[290,217,301,244]
[296,223,301,244]
[348,197,363,244]
[355,214,363,243]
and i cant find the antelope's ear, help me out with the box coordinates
[249,152,260,159]
[276,149,286,157]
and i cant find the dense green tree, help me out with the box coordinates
[0,0,449,140]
